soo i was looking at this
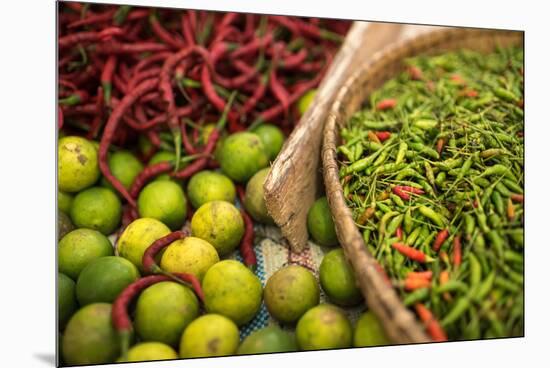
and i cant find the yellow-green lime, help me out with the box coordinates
[59,272,78,330]
[319,248,362,306]
[58,211,75,240]
[70,186,122,235]
[237,326,297,355]
[200,123,225,161]
[58,136,100,192]
[187,170,236,209]
[100,150,144,190]
[121,342,178,362]
[202,260,263,326]
[251,124,285,161]
[117,218,171,272]
[264,265,320,324]
[58,228,114,280]
[307,196,338,247]
[58,190,74,213]
[219,132,269,183]
[137,180,187,230]
[179,314,239,358]
[244,167,274,225]
[297,89,317,116]
[76,256,140,306]
[134,281,199,347]
[160,236,219,281]
[191,201,244,256]
[62,303,119,365]
[296,304,352,350]
[353,311,391,347]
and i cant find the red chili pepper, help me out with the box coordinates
[392,186,425,201]
[510,194,524,203]
[404,276,431,291]
[436,138,445,155]
[452,234,462,269]
[414,303,448,342]
[142,230,188,274]
[96,41,171,54]
[100,55,117,105]
[408,66,423,80]
[129,161,173,198]
[395,226,403,240]
[392,242,434,263]
[439,270,452,302]
[406,271,433,280]
[67,10,117,29]
[149,12,185,49]
[432,229,449,252]
[375,131,392,142]
[376,98,397,111]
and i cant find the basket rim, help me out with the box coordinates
[321,26,523,344]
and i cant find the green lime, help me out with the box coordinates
[117,218,171,272]
[191,201,244,256]
[59,272,78,330]
[219,132,269,183]
[199,123,226,161]
[58,136,100,192]
[135,281,199,347]
[179,314,239,358]
[76,256,140,306]
[187,170,236,209]
[244,167,274,225]
[160,236,219,281]
[264,265,320,324]
[58,211,75,240]
[202,260,263,326]
[122,342,178,362]
[137,180,187,230]
[148,151,177,181]
[100,150,144,191]
[251,124,285,161]
[138,134,155,157]
[58,228,114,280]
[237,326,297,355]
[62,303,119,365]
[354,310,391,347]
[296,304,352,350]
[319,248,362,306]
[307,196,338,247]
[70,186,122,235]
[297,89,317,116]
[58,190,74,213]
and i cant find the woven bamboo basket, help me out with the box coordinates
[322,27,523,344]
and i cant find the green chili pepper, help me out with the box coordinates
[440,295,472,327]
[409,142,440,160]
[435,171,447,187]
[464,214,476,238]
[486,230,504,259]
[495,182,511,197]
[404,208,414,234]
[395,141,408,165]
[493,87,518,102]
[379,211,399,235]
[478,164,515,180]
[403,288,430,306]
[386,214,404,236]
[418,206,446,228]
[424,162,436,187]
[413,119,438,130]
[491,191,505,216]
[390,193,406,208]
[468,253,482,286]
[406,226,422,245]
[435,280,468,294]
[502,178,523,194]
[473,271,496,302]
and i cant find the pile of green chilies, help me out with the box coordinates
[338,46,524,340]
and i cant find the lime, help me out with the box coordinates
[100,150,144,191]
[237,326,297,355]
[354,310,391,347]
[187,170,236,209]
[58,190,74,213]
[70,186,122,235]
[296,304,352,350]
[122,342,178,362]
[319,248,362,306]
[307,196,338,247]
[117,218,171,272]
[219,132,269,183]
[160,236,219,281]
[134,281,199,347]
[244,167,274,225]
[297,89,317,116]
[76,256,140,306]
[138,134,155,157]
[264,265,320,324]
[179,314,239,358]
[199,123,226,161]
[251,124,285,161]
[58,228,114,280]
[202,260,263,326]
[191,201,244,256]
[148,151,177,181]
[62,303,119,365]
[58,211,75,240]
[137,180,187,230]
[59,272,78,330]
[58,136,100,192]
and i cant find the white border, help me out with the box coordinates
[1,0,548,367]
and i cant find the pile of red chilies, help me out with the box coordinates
[58,2,350,265]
